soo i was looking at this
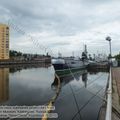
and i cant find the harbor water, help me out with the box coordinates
[0,65,108,120]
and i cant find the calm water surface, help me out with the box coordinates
[0,65,108,120]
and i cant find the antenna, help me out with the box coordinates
[84,44,88,55]
[72,51,74,57]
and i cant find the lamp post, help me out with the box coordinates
[105,36,112,120]
[106,36,112,58]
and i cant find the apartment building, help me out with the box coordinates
[0,24,9,60]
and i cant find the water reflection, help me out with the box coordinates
[88,68,109,74]
[82,72,88,88]
[0,65,55,105]
[0,68,9,103]
[8,64,51,73]
[0,65,108,120]
[52,70,108,120]
[52,70,88,89]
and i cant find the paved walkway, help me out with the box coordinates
[112,67,120,120]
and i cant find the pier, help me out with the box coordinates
[99,67,120,120]
[88,62,109,69]
[112,67,120,120]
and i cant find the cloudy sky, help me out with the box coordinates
[0,0,120,57]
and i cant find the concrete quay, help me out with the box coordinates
[112,67,120,120]
[99,67,120,120]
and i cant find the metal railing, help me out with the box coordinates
[105,67,112,120]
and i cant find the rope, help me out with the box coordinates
[7,73,61,120]
[55,72,108,120]
[41,73,61,120]
[69,84,83,120]
[72,87,105,120]
[57,73,106,101]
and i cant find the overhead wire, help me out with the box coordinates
[56,73,106,101]
[72,86,105,120]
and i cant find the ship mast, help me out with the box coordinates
[84,44,88,57]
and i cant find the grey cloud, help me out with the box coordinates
[49,42,70,47]
[0,0,102,35]
[0,0,120,55]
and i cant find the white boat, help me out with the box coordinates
[52,58,68,70]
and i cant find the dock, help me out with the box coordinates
[0,58,51,65]
[88,62,109,70]
[112,67,120,120]
[99,67,120,120]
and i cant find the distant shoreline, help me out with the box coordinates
[0,59,51,65]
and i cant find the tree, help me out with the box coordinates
[115,53,120,60]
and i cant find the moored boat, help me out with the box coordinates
[52,45,89,76]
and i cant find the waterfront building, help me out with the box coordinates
[0,24,9,60]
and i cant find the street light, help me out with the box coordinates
[106,36,112,58]
[105,36,112,120]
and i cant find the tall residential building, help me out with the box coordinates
[0,24,9,60]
